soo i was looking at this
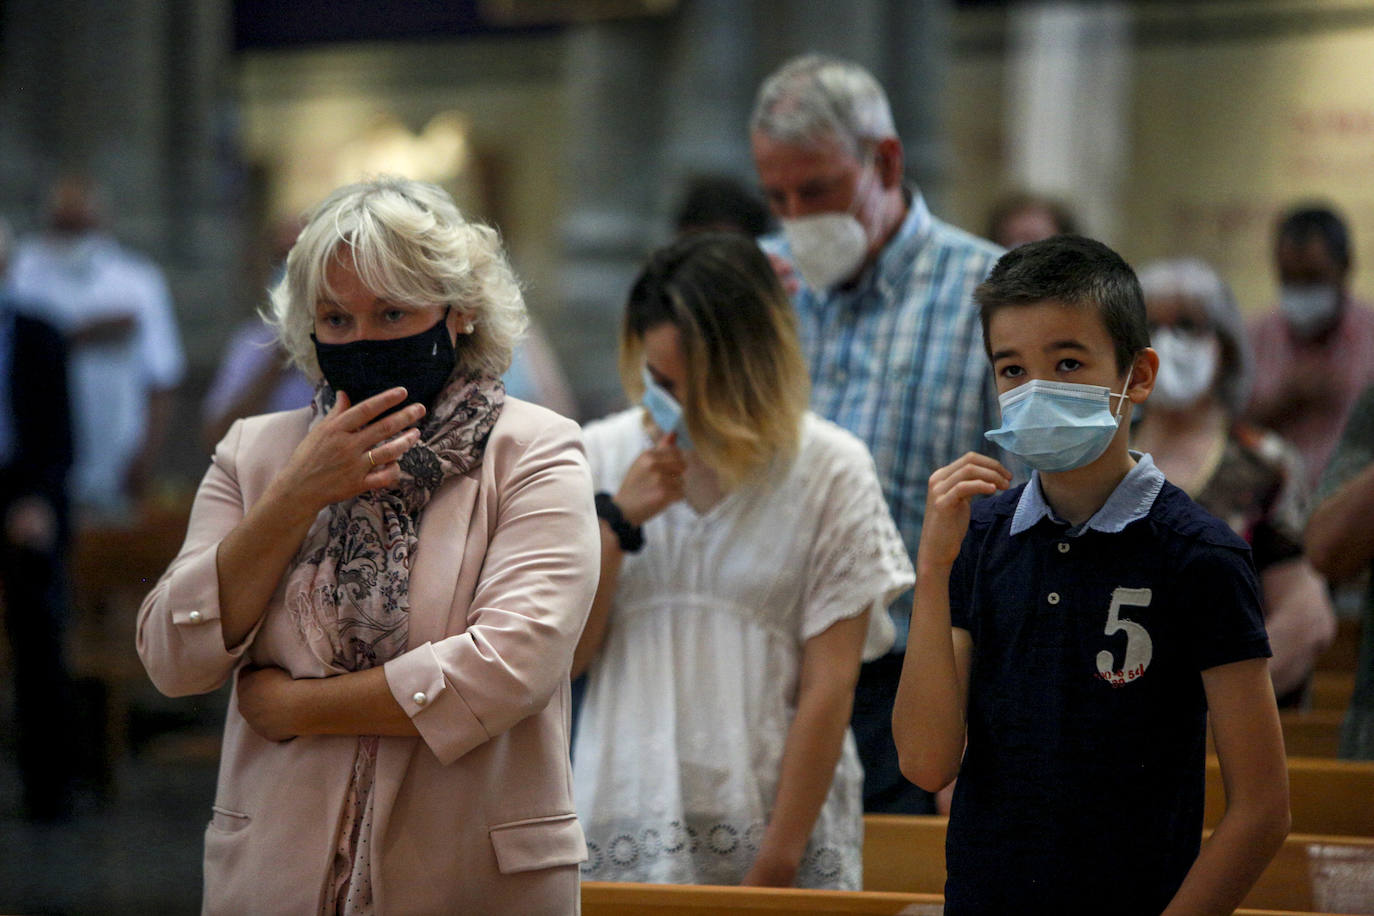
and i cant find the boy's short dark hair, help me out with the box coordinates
[975,234,1149,373]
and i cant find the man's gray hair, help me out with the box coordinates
[750,54,897,155]
[1137,258,1252,415]
[265,175,527,383]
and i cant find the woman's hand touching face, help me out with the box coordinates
[616,432,687,526]
[280,388,425,515]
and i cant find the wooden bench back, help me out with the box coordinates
[581,882,943,915]
[581,880,1349,915]
[860,814,1374,912]
[1206,756,1374,836]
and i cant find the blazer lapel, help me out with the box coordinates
[404,469,483,650]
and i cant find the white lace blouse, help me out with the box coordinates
[573,409,914,889]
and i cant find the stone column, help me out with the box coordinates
[1004,2,1133,242]
[657,0,758,222]
[557,17,671,418]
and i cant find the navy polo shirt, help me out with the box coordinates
[944,458,1270,915]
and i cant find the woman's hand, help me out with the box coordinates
[615,432,687,526]
[236,666,301,742]
[275,387,426,517]
[741,850,800,887]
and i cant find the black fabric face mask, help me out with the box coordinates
[312,309,456,413]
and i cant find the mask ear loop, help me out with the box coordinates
[1110,364,1136,423]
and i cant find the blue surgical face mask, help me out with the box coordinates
[641,367,693,449]
[984,370,1133,473]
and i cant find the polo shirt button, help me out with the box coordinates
[188,610,203,623]
[1057,542,1070,554]
[1047,592,1061,605]
[834,368,848,383]
[412,691,428,707]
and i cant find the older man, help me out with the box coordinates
[1246,205,1374,488]
[751,54,1003,814]
[8,176,184,520]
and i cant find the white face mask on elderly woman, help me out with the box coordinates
[1149,327,1219,409]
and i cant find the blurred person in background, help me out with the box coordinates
[673,173,772,238]
[1245,204,1374,489]
[201,217,314,451]
[750,53,1002,815]
[7,175,184,521]
[137,177,599,914]
[573,232,912,888]
[500,320,577,419]
[1134,258,1335,705]
[1306,384,1374,759]
[0,216,79,821]
[985,190,1078,250]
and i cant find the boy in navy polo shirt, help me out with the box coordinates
[893,236,1289,914]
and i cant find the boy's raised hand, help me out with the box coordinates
[920,452,1013,568]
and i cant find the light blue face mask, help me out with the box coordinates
[984,372,1132,473]
[641,367,693,449]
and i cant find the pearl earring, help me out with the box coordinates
[463,320,475,334]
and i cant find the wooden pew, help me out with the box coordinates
[67,498,193,768]
[861,814,1374,912]
[581,882,943,915]
[860,815,947,896]
[1248,833,1374,912]
[1281,710,1346,758]
[1206,756,1374,836]
[1315,616,1361,672]
[581,880,1344,915]
[1308,670,1355,711]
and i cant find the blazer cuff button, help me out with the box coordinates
[412,691,429,707]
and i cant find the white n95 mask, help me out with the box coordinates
[984,373,1132,473]
[1279,285,1340,337]
[780,165,875,291]
[1149,328,1218,409]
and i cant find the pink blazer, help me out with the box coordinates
[137,398,599,915]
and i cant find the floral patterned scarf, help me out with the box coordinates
[282,372,504,915]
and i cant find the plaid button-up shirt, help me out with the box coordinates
[764,191,1004,650]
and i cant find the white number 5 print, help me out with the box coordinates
[1095,586,1153,686]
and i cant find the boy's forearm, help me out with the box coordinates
[1172,658,1290,914]
[1161,798,1289,915]
[893,562,968,791]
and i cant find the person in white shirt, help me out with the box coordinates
[8,176,184,519]
[572,231,913,889]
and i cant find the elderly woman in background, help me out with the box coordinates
[1133,258,1336,704]
[573,232,912,890]
[137,177,599,915]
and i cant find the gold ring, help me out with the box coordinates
[367,449,376,468]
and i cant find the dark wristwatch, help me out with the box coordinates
[595,492,645,553]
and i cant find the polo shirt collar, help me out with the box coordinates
[1010,451,1166,537]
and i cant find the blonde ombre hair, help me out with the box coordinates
[619,232,809,486]
[265,175,527,381]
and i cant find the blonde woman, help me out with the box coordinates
[572,232,913,889]
[137,177,598,914]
